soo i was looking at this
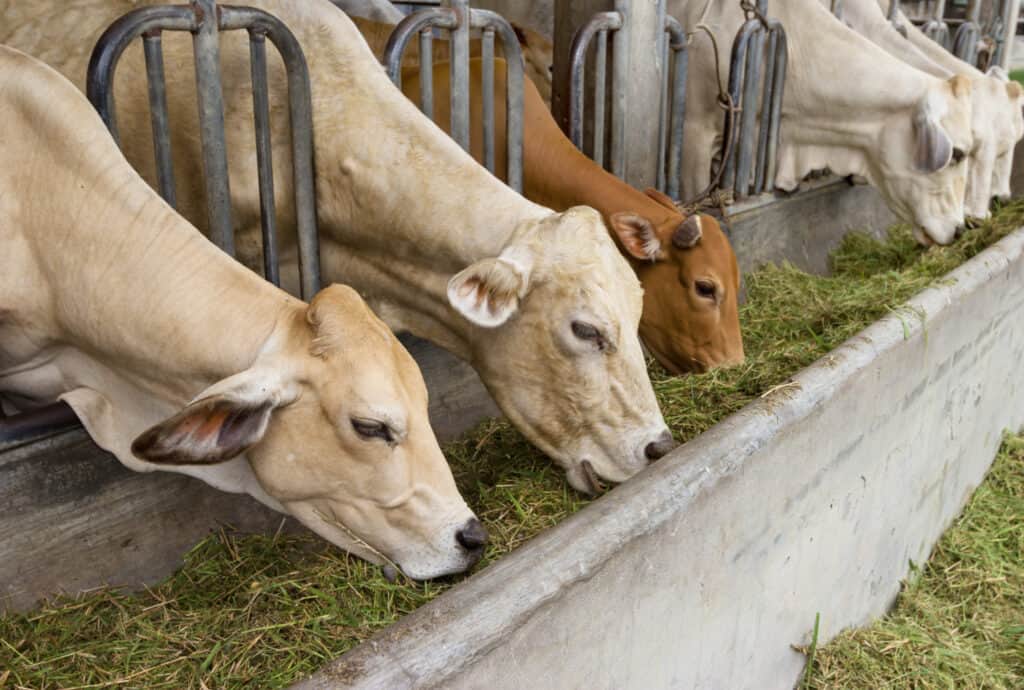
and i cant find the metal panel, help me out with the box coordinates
[382,1,525,192]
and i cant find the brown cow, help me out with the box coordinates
[402,57,743,374]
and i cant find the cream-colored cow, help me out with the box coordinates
[670,0,974,246]
[0,45,484,581]
[827,0,1016,220]
[879,1,1024,211]
[0,0,673,494]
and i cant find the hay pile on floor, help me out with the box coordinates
[3,200,1023,689]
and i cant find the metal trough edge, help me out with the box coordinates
[294,226,1024,689]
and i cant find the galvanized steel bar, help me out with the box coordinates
[886,0,900,22]
[568,11,622,154]
[754,28,777,194]
[763,22,786,191]
[142,31,177,207]
[735,30,764,197]
[593,29,609,168]
[383,7,456,85]
[664,15,688,201]
[219,4,322,298]
[831,0,843,19]
[470,8,526,192]
[447,0,471,150]
[86,6,197,141]
[418,28,434,115]
[248,30,280,287]
[482,27,495,173]
[720,21,757,192]
[656,35,670,193]
[0,402,80,452]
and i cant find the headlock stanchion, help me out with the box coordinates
[86,0,322,300]
[918,0,952,50]
[383,0,525,192]
[565,1,687,199]
[720,0,787,201]
[951,1,982,65]
[1,0,324,451]
[831,0,844,19]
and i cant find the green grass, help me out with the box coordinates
[801,431,1024,690]
[1009,68,1024,86]
[2,200,1024,689]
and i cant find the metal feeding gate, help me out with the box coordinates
[1,0,322,449]
[382,0,525,192]
[567,4,689,200]
[720,0,787,201]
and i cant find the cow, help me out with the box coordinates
[0,0,674,495]
[826,0,1018,221]
[878,1,1024,212]
[399,56,744,374]
[0,45,484,580]
[668,0,974,246]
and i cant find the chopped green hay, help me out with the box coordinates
[3,200,1024,689]
[802,431,1024,690]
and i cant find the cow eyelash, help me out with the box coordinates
[571,321,608,351]
[351,418,394,443]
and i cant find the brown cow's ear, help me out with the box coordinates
[672,215,703,249]
[132,396,274,465]
[610,212,663,261]
[643,187,679,211]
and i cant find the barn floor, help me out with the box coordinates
[2,201,1024,689]
[802,431,1024,689]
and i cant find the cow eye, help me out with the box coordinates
[351,418,394,443]
[571,320,607,351]
[695,279,717,300]
[951,147,966,165]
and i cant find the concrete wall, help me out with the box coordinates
[294,228,1024,690]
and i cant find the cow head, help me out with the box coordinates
[608,188,743,374]
[871,75,973,245]
[987,68,1024,203]
[446,206,673,494]
[132,285,483,580]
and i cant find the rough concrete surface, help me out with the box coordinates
[294,228,1024,690]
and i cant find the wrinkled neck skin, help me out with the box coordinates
[1,82,298,505]
[308,46,551,361]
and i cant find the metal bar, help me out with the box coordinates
[419,28,433,115]
[86,6,197,142]
[568,12,622,152]
[470,9,525,192]
[248,30,279,287]
[448,0,470,151]
[191,0,234,255]
[764,22,787,191]
[382,8,456,85]
[665,17,687,201]
[0,402,80,452]
[656,34,670,193]
[220,5,323,298]
[482,27,495,174]
[831,0,843,18]
[593,28,608,168]
[720,22,756,192]
[735,29,764,197]
[754,27,778,195]
[887,0,900,22]
[142,31,177,207]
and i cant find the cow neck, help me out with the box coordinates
[520,96,680,265]
[46,145,300,401]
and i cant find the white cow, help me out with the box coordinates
[0,0,673,494]
[0,45,484,580]
[671,0,974,246]
[828,0,1015,220]
[880,1,1024,210]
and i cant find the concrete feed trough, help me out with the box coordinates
[294,227,1024,689]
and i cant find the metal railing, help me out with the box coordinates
[383,0,525,192]
[2,1,324,451]
[951,1,983,64]
[720,0,787,201]
[566,6,688,200]
[86,0,321,299]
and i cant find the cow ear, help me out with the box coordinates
[643,187,679,211]
[132,369,298,465]
[447,251,532,328]
[1006,80,1023,100]
[672,215,703,249]
[913,93,953,173]
[610,212,663,261]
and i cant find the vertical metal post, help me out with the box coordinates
[248,30,279,287]
[593,29,608,169]
[481,27,495,173]
[418,28,433,115]
[447,0,470,150]
[142,31,177,208]
[191,0,234,255]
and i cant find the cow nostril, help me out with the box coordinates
[955,224,967,239]
[456,518,488,551]
[644,430,677,461]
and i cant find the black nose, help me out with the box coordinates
[955,224,967,239]
[456,518,488,551]
[645,430,677,461]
